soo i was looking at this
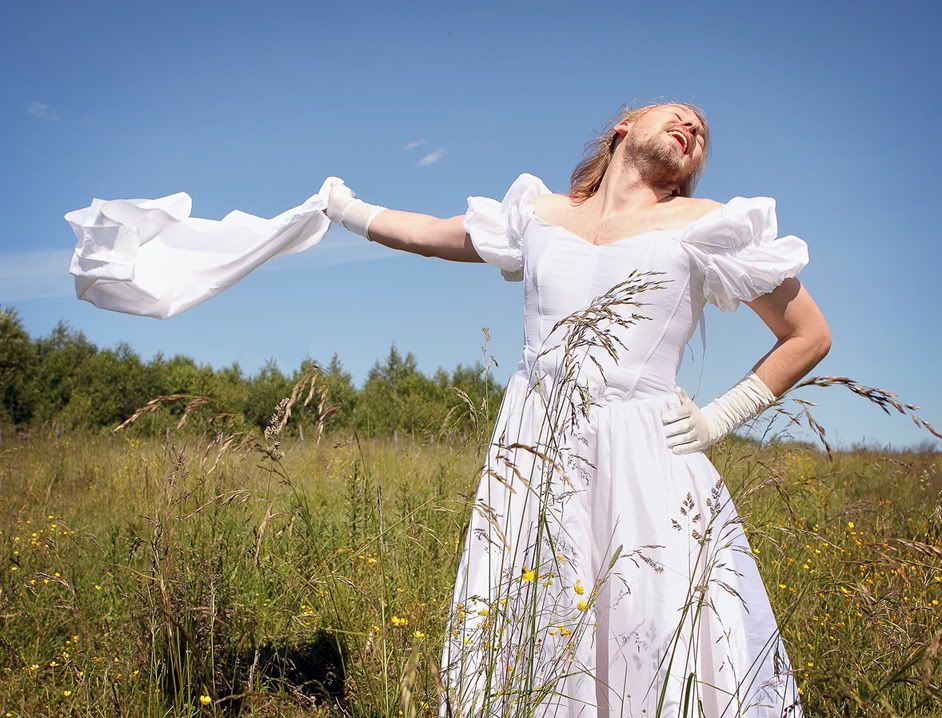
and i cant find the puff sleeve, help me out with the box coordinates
[681,196,810,312]
[464,173,545,282]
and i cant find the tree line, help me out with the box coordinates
[0,306,506,441]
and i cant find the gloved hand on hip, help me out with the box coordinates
[660,371,777,454]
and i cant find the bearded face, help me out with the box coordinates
[616,105,706,193]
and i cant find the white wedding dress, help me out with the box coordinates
[440,173,808,717]
[64,171,808,716]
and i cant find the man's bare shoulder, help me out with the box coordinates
[678,197,725,211]
[533,192,568,211]
[538,193,723,210]
[691,197,725,209]
[534,193,724,224]
[664,196,725,223]
[682,197,726,220]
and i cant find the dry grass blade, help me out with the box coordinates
[176,396,214,429]
[504,442,565,475]
[801,403,833,460]
[112,393,214,433]
[400,646,422,718]
[253,502,275,568]
[272,365,323,435]
[793,375,942,441]
[889,538,942,559]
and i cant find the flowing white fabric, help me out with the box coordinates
[441,172,808,717]
[64,176,346,319]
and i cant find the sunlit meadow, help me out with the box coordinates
[1,316,940,716]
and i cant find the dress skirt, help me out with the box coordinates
[439,367,803,718]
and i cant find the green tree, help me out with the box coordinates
[243,358,293,430]
[28,321,98,427]
[317,353,358,433]
[58,341,159,431]
[354,343,446,438]
[0,306,38,426]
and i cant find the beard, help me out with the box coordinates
[620,131,689,192]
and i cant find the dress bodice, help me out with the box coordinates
[464,173,809,404]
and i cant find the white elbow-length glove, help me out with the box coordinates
[324,182,387,241]
[660,371,777,454]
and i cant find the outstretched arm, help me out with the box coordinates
[326,182,483,263]
[368,211,483,263]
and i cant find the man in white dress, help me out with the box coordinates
[326,101,831,456]
[327,100,830,716]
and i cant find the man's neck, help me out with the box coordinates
[584,162,679,217]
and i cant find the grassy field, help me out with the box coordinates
[1,394,940,717]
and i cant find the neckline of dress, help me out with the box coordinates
[529,197,730,250]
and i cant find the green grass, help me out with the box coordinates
[0,410,940,716]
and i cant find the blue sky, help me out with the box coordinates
[2,1,939,450]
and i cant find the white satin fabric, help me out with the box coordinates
[441,173,808,717]
[64,170,809,715]
[65,176,346,319]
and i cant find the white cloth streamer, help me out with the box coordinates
[64,176,346,319]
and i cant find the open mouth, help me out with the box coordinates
[667,130,688,153]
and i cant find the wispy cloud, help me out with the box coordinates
[0,249,74,301]
[403,138,426,150]
[26,101,59,121]
[0,234,398,304]
[261,230,396,272]
[416,147,447,167]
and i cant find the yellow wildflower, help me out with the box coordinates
[573,580,585,596]
[558,624,572,636]
[63,689,72,697]
[577,600,588,612]
[199,695,212,705]
[521,567,535,582]
[413,630,426,640]
[478,608,489,617]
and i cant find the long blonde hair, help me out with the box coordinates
[568,101,711,204]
